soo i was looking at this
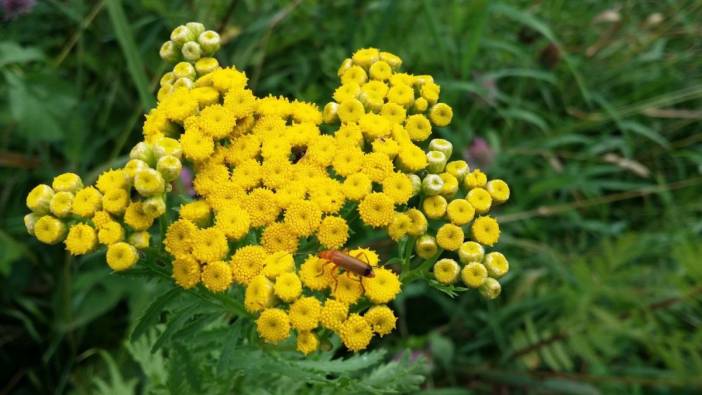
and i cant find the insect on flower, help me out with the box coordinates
[318,249,375,278]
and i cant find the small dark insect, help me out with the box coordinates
[319,249,375,278]
[291,146,307,164]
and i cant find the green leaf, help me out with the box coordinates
[0,41,44,67]
[292,349,387,373]
[5,72,64,142]
[0,229,24,276]
[131,287,181,341]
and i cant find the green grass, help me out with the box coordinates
[1,1,702,394]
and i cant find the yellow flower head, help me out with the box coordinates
[124,201,154,231]
[361,152,393,183]
[202,260,233,292]
[380,102,406,124]
[91,210,113,228]
[96,169,128,194]
[382,172,413,205]
[396,143,427,172]
[446,199,475,225]
[262,222,299,254]
[387,83,414,107]
[65,223,97,255]
[422,195,447,219]
[52,173,83,193]
[289,296,322,331]
[387,212,411,241]
[486,179,510,204]
[436,223,464,251]
[215,205,250,240]
[364,305,397,336]
[405,114,432,141]
[464,169,487,189]
[180,200,212,227]
[335,122,364,147]
[429,103,453,127]
[97,221,124,245]
[245,275,274,313]
[458,241,485,265]
[284,200,322,237]
[341,65,368,85]
[50,191,73,218]
[362,267,401,304]
[192,227,229,263]
[480,277,502,300]
[320,299,349,332]
[337,99,365,123]
[461,262,487,288]
[181,128,215,162]
[256,308,291,344]
[358,192,395,228]
[164,218,196,257]
[433,258,460,284]
[106,242,139,271]
[333,272,364,305]
[230,245,268,285]
[33,215,66,244]
[340,313,373,352]
[102,189,129,215]
[369,60,392,81]
[262,251,295,279]
[332,146,364,177]
[299,255,333,291]
[406,208,428,236]
[349,248,379,267]
[161,88,199,122]
[261,157,293,189]
[471,216,500,246]
[467,188,492,214]
[296,331,319,355]
[223,88,256,118]
[342,173,372,201]
[317,216,349,249]
[485,252,509,278]
[242,188,280,228]
[359,113,391,139]
[172,256,201,289]
[72,187,103,218]
[308,178,345,214]
[128,231,150,249]
[27,184,55,215]
[198,104,235,139]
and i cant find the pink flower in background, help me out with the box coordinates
[2,0,35,19]
[465,137,494,169]
[179,167,195,196]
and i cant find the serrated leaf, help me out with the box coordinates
[151,302,200,352]
[292,349,387,373]
[131,287,181,341]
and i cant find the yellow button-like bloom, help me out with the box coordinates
[320,299,349,332]
[215,205,250,240]
[436,223,464,251]
[72,187,103,218]
[387,212,411,241]
[65,224,97,256]
[317,216,349,249]
[262,222,299,254]
[192,227,229,262]
[34,215,66,245]
[201,260,232,293]
[358,192,395,228]
[230,245,268,285]
[340,314,373,352]
[362,268,401,304]
[106,242,139,272]
[458,241,485,265]
[487,179,511,204]
[471,216,500,246]
[98,221,124,245]
[333,272,364,305]
[124,201,155,231]
[262,251,294,279]
[164,218,196,257]
[296,331,319,355]
[96,169,128,193]
[405,114,432,141]
[342,173,372,201]
[467,187,492,214]
[299,255,333,291]
[364,305,397,336]
[446,199,475,226]
[461,262,488,288]
[338,98,365,123]
[172,256,200,289]
[422,195,447,219]
[289,296,321,331]
[406,208,428,236]
[49,191,73,218]
[52,172,83,193]
[429,103,453,127]
[256,308,291,344]
[180,200,212,227]
[464,169,487,189]
[283,200,322,237]
[433,258,460,284]
[382,172,413,205]
[102,189,129,215]
[245,275,274,313]
[485,252,509,278]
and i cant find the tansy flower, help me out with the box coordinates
[96,169,128,193]
[261,157,293,189]
[215,205,250,240]
[65,223,97,255]
[480,278,502,300]
[306,135,337,167]
[471,216,500,246]
[191,227,229,262]
[359,113,391,139]
[262,222,299,253]
[92,211,113,229]
[361,152,393,183]
[358,192,395,228]
[284,200,322,237]
[299,255,333,291]
[317,216,349,249]
[349,248,379,267]
[128,231,150,249]
[439,173,459,197]
[464,169,487,189]
[337,99,365,123]
[98,221,124,245]
[289,296,322,331]
[380,51,402,69]
[164,218,196,257]
[161,88,199,121]
[462,262,487,288]
[226,136,261,166]
[458,241,485,264]
[390,72,415,87]
[275,184,307,209]
[485,252,509,278]
[422,195,447,219]
[382,172,413,204]
[201,260,232,292]
[198,104,235,138]
[362,80,389,98]
[190,86,220,107]
[341,65,368,85]
[172,256,201,289]
[124,202,155,231]
[26,184,54,215]
[364,305,397,336]
[335,122,364,147]
[369,60,392,81]
[387,83,414,107]
[223,88,256,118]
[446,199,475,225]
[102,189,129,215]
[371,137,400,158]
[106,242,139,271]
[245,275,274,312]
[446,160,470,179]
[231,159,262,190]
[52,173,83,193]
[380,102,406,124]
[362,268,401,304]
[486,179,510,204]
[406,208,428,236]
[405,114,432,141]
[242,188,280,228]
[50,191,73,218]
[33,215,66,244]
[333,82,361,103]
[387,212,411,241]
[332,146,364,176]
[420,82,440,103]
[342,173,372,201]
[333,272,364,305]
[296,331,319,355]
[320,299,349,332]
[205,181,246,211]
[436,223,464,251]
[429,103,453,127]
[181,128,215,162]
[72,187,102,217]
[308,178,345,214]
[396,143,428,172]
[340,314,373,352]
[351,47,379,68]
[193,163,229,196]
[467,188,492,214]
[262,251,295,279]
[180,200,212,227]
[230,245,268,285]
[433,259,460,284]
[256,308,291,344]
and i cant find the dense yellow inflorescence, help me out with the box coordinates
[24,22,512,355]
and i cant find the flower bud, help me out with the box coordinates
[337,58,353,77]
[426,150,447,173]
[124,159,149,182]
[157,85,173,101]
[198,30,221,55]
[173,61,196,80]
[195,57,219,75]
[153,137,182,160]
[134,168,165,197]
[24,213,40,236]
[421,174,444,196]
[173,77,194,90]
[181,41,202,61]
[26,184,54,214]
[415,235,438,259]
[406,208,427,236]
[479,277,502,300]
[157,155,182,182]
[159,40,179,62]
[129,142,155,166]
[49,191,74,218]
[429,138,453,159]
[143,195,166,217]
[446,160,469,179]
[52,173,83,193]
[323,102,339,124]
[458,241,484,265]
[408,174,421,196]
[379,51,402,70]
[461,262,487,288]
[33,215,67,245]
[160,71,176,87]
[170,25,195,46]
[129,231,150,249]
[433,258,460,284]
[484,252,509,278]
[186,22,205,37]
[413,97,428,112]
[439,173,459,197]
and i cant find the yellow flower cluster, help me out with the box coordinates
[24,135,182,270]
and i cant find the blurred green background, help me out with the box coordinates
[2,0,702,394]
